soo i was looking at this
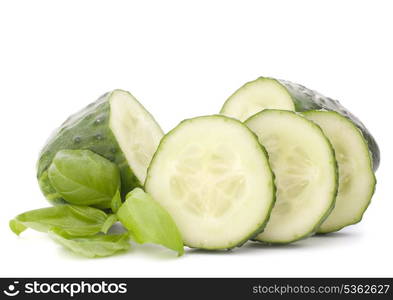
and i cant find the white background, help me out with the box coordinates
[0,0,392,277]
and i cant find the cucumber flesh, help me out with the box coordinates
[109,91,163,184]
[245,110,338,243]
[38,90,163,203]
[145,115,275,250]
[220,77,380,171]
[303,111,376,233]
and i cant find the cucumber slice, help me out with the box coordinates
[303,111,376,233]
[245,110,338,243]
[221,77,380,171]
[220,78,295,121]
[145,115,275,250]
[37,90,163,204]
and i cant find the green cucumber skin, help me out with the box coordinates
[37,170,65,205]
[37,91,140,205]
[276,79,380,171]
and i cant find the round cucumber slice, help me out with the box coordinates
[220,77,295,122]
[245,110,338,244]
[38,90,163,204]
[303,111,376,233]
[220,77,380,171]
[145,115,275,250]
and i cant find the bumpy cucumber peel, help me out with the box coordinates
[279,79,380,171]
[220,77,380,171]
[37,90,163,204]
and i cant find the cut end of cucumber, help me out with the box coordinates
[220,77,295,121]
[303,111,376,233]
[145,115,275,250]
[109,90,163,184]
[246,110,338,243]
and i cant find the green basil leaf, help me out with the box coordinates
[117,188,184,256]
[9,205,109,237]
[48,229,130,258]
[48,149,120,208]
[101,214,118,234]
[9,219,27,235]
[38,170,63,204]
[111,190,122,213]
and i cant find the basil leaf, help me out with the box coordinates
[117,188,184,256]
[101,214,118,234]
[9,205,109,237]
[111,190,122,213]
[48,229,130,258]
[48,149,120,208]
[9,219,27,236]
[38,170,63,204]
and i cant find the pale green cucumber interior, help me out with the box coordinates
[109,90,163,184]
[246,110,337,243]
[303,111,376,233]
[145,116,275,249]
[220,78,295,121]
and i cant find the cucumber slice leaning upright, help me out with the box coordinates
[245,110,338,244]
[303,111,376,233]
[145,115,276,250]
[221,77,380,171]
[37,90,164,204]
